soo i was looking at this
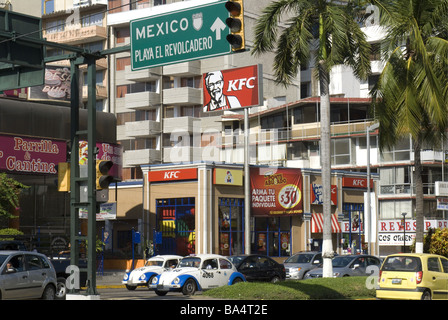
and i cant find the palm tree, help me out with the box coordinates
[369,0,448,253]
[252,0,371,277]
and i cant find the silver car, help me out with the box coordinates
[284,252,322,279]
[304,254,381,278]
[0,251,58,300]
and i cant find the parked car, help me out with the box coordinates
[122,255,182,290]
[0,240,27,251]
[376,253,448,300]
[0,251,57,300]
[228,254,286,283]
[283,252,322,279]
[304,254,381,278]
[150,254,245,296]
[49,256,88,300]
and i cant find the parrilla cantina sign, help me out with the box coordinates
[0,134,66,174]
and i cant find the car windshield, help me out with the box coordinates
[145,260,163,267]
[179,257,201,268]
[382,256,422,272]
[332,256,354,268]
[285,254,315,263]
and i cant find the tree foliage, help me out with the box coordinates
[0,173,28,219]
[411,228,448,258]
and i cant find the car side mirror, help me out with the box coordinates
[313,260,320,264]
[352,264,360,269]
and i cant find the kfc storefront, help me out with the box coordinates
[142,163,376,257]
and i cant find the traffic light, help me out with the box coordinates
[225,0,245,51]
[57,162,70,192]
[96,160,114,190]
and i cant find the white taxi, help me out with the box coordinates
[150,254,245,296]
[122,255,182,290]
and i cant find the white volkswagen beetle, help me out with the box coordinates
[150,254,246,296]
[122,255,182,290]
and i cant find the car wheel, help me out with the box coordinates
[126,284,137,291]
[55,277,67,300]
[182,278,196,296]
[421,290,431,300]
[155,290,168,296]
[41,285,56,300]
[232,277,243,285]
[146,276,155,290]
[271,276,281,283]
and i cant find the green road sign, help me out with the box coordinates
[130,1,231,70]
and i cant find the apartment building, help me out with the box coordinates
[42,0,109,111]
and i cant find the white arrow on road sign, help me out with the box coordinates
[210,17,226,40]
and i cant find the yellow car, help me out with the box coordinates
[377,253,448,300]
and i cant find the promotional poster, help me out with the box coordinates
[250,167,303,216]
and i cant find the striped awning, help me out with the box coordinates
[311,213,341,233]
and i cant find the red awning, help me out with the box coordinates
[311,213,341,233]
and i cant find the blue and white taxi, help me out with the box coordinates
[122,255,182,290]
[150,254,246,296]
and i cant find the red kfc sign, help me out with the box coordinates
[342,177,373,189]
[203,64,262,112]
[148,168,197,182]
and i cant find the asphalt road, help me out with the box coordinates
[96,286,218,300]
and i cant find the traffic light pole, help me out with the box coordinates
[68,55,99,297]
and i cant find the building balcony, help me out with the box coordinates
[125,65,162,82]
[163,116,200,134]
[123,148,161,167]
[125,120,161,138]
[163,61,201,76]
[43,25,107,46]
[163,87,202,105]
[82,85,107,100]
[163,146,202,163]
[125,91,161,110]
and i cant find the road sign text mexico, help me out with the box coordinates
[130,2,231,70]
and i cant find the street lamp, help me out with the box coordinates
[402,212,407,253]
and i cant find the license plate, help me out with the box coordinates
[392,278,402,284]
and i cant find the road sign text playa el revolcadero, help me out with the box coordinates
[130,1,232,70]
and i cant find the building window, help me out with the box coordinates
[81,12,103,27]
[180,76,202,88]
[379,167,412,195]
[219,198,244,256]
[116,57,131,71]
[331,138,351,165]
[253,217,291,257]
[155,198,195,255]
[115,27,130,44]
[181,105,201,117]
[381,136,411,162]
[45,19,65,33]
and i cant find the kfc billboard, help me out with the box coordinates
[250,167,303,216]
[203,64,263,112]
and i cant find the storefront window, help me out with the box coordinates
[253,217,291,257]
[155,198,195,256]
[343,203,364,253]
[218,198,244,256]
